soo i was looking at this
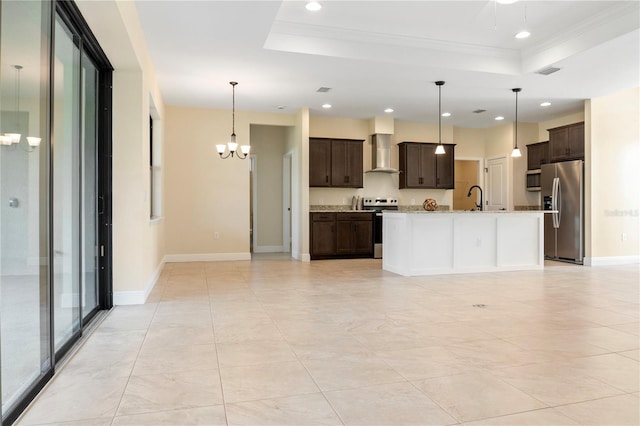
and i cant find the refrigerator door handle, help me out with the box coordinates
[552,177,560,228]
[556,178,562,227]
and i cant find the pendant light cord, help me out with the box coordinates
[513,87,521,150]
[438,84,442,144]
[231,81,236,136]
[515,90,518,148]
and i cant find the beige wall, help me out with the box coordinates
[538,111,585,142]
[164,106,299,259]
[251,125,287,250]
[587,87,640,262]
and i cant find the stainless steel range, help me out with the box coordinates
[362,197,399,259]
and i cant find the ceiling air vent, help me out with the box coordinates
[473,109,487,114]
[316,87,331,93]
[536,66,561,76]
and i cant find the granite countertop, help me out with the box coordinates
[309,209,370,213]
[384,210,553,214]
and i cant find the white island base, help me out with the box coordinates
[383,211,544,276]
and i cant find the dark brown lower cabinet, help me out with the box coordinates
[310,213,336,257]
[310,212,373,259]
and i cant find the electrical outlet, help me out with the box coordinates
[319,198,324,204]
[214,232,220,240]
[411,198,416,205]
[621,233,628,242]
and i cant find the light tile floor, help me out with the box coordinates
[17,257,640,425]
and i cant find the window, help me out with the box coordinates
[149,108,162,220]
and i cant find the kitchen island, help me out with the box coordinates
[383,211,544,276]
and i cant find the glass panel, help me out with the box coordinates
[0,0,52,417]
[81,55,98,318]
[53,17,81,351]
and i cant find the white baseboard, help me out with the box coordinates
[584,255,640,266]
[253,245,285,253]
[113,290,147,305]
[164,252,251,262]
[291,252,310,262]
[113,257,166,306]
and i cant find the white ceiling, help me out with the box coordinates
[135,0,640,128]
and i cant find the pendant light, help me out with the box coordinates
[435,81,445,155]
[216,81,250,159]
[511,88,522,158]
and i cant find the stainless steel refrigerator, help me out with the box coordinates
[541,160,584,264]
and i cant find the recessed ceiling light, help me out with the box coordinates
[496,0,518,4]
[384,108,394,113]
[322,103,332,109]
[495,116,505,121]
[276,105,286,110]
[540,102,551,107]
[515,31,531,39]
[442,112,451,117]
[306,2,321,11]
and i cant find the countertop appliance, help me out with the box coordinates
[362,197,398,259]
[541,160,584,264]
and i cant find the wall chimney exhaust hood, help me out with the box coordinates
[366,134,398,173]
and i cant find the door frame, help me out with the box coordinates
[282,152,292,253]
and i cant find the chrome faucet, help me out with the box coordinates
[467,185,483,211]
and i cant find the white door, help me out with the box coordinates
[486,156,508,211]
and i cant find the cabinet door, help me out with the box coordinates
[335,220,353,254]
[527,144,541,170]
[331,139,363,188]
[402,143,423,188]
[352,221,373,254]
[549,128,569,162]
[309,138,331,187]
[330,140,348,187]
[311,220,335,256]
[435,144,454,189]
[539,142,549,167]
[420,144,437,188]
[347,141,363,188]
[568,122,584,159]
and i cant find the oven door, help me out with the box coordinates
[373,212,383,259]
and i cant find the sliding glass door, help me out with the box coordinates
[81,51,100,321]
[0,1,112,423]
[53,15,82,353]
[0,0,53,420]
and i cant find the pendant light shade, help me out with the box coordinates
[511,88,522,158]
[217,81,250,159]
[435,81,445,155]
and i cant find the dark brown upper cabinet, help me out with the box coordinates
[309,138,332,187]
[309,138,364,188]
[526,141,549,170]
[548,122,584,163]
[398,142,455,189]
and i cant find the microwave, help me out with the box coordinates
[526,169,541,191]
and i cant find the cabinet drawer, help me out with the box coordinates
[337,213,372,221]
[311,212,336,222]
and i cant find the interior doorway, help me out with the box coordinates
[453,159,482,210]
